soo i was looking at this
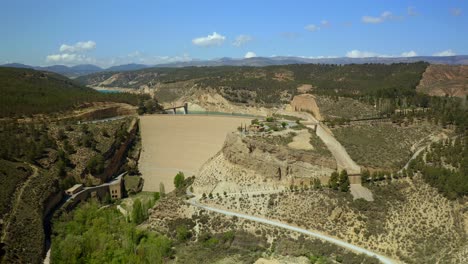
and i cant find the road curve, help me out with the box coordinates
[187,194,396,264]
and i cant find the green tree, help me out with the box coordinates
[176,225,191,241]
[338,170,350,192]
[86,154,104,175]
[132,198,144,224]
[174,171,185,189]
[153,192,160,201]
[329,171,339,190]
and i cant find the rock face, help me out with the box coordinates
[290,94,323,121]
[417,64,468,98]
[193,132,335,194]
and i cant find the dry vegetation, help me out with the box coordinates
[202,177,467,263]
[315,95,379,120]
[148,193,380,264]
[332,121,443,170]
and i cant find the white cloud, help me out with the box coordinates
[233,35,253,47]
[433,49,456,56]
[362,11,393,24]
[244,52,257,58]
[59,41,96,53]
[46,53,95,64]
[451,8,462,16]
[192,32,226,47]
[321,20,330,27]
[346,50,382,58]
[401,51,418,57]
[346,49,421,58]
[407,6,418,16]
[305,24,320,32]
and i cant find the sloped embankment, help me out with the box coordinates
[193,132,336,195]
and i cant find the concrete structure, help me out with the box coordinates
[109,177,123,200]
[65,184,83,195]
[164,102,188,114]
[63,173,126,211]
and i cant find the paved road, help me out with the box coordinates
[187,193,395,264]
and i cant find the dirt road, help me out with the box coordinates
[187,192,395,264]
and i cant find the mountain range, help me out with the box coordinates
[2,55,467,77]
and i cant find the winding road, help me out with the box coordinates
[186,192,396,264]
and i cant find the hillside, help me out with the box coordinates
[0,67,143,117]
[417,64,468,98]
[77,62,429,105]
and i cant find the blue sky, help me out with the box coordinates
[1,0,467,67]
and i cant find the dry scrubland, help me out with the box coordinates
[148,193,380,264]
[139,115,253,192]
[202,177,467,263]
[315,96,379,120]
[332,122,443,170]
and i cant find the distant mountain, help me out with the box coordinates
[106,63,150,72]
[2,55,467,78]
[156,55,468,67]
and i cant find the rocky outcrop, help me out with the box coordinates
[194,133,335,194]
[223,133,334,181]
[290,94,323,121]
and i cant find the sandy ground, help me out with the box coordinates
[139,115,252,192]
[287,129,314,150]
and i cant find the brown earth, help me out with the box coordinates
[417,64,468,98]
[290,94,323,121]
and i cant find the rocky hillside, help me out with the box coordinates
[417,64,468,98]
[77,63,429,106]
[193,131,336,195]
[204,177,467,263]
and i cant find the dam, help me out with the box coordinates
[138,114,253,192]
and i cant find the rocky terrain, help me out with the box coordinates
[417,64,468,98]
[193,130,336,195]
[201,177,467,264]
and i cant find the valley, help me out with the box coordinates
[1,61,467,264]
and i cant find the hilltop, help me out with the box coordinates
[0,67,145,118]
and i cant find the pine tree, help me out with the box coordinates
[329,171,339,190]
[339,170,350,192]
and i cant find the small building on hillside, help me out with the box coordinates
[66,184,83,196]
[109,177,123,200]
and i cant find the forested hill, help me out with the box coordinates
[0,67,142,117]
[77,62,429,104]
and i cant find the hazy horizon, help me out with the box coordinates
[1,0,467,67]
